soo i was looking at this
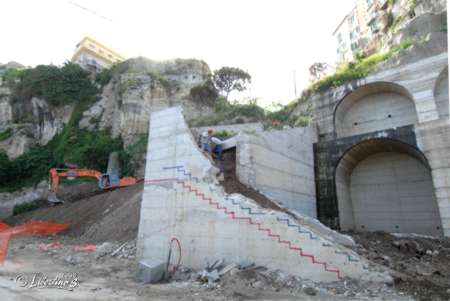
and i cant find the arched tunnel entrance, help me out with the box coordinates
[335,138,443,236]
[334,81,418,138]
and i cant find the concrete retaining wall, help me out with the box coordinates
[348,152,441,235]
[137,107,390,283]
[236,128,318,217]
[306,52,450,236]
[416,120,450,237]
[0,182,47,219]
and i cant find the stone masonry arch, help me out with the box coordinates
[334,82,418,138]
[434,66,449,118]
[335,138,443,236]
[313,54,450,237]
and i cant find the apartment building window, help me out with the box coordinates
[350,30,358,40]
[369,20,378,33]
[351,42,359,51]
[337,33,343,44]
[366,0,374,7]
[349,14,356,26]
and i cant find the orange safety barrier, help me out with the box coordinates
[0,223,9,231]
[0,221,70,264]
[0,232,11,264]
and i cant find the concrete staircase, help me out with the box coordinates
[137,107,389,283]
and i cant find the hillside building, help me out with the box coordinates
[71,36,126,71]
[333,0,413,64]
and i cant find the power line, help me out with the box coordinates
[67,1,115,24]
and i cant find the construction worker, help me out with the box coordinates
[210,136,224,161]
[199,128,214,153]
[199,128,224,160]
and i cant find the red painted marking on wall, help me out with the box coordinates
[169,237,182,273]
[145,178,180,184]
[179,181,342,280]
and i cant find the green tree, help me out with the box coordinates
[14,62,97,106]
[189,78,218,105]
[309,62,328,81]
[213,67,251,100]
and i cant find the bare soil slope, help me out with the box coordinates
[6,183,143,243]
[5,151,450,300]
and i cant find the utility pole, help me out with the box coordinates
[293,70,297,98]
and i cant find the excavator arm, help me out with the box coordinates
[49,168,103,194]
[48,168,137,203]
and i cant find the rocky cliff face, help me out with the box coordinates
[0,57,215,158]
[380,0,447,67]
[80,57,214,145]
[0,87,73,159]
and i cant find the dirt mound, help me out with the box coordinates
[4,149,284,245]
[6,183,143,243]
[352,231,450,301]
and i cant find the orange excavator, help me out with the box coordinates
[48,168,137,203]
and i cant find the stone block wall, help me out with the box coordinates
[314,125,419,229]
[416,121,450,236]
[301,52,450,236]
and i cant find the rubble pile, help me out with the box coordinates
[170,260,407,300]
[6,229,449,300]
[352,231,450,300]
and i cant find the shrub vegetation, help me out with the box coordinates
[11,63,98,106]
[13,200,43,215]
[310,38,414,93]
[0,128,13,141]
[0,63,128,192]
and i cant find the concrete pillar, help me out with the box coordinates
[416,121,450,237]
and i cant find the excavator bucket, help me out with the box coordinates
[48,191,63,204]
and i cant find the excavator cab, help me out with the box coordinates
[98,173,120,189]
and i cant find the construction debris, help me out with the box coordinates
[352,231,450,300]
[2,109,450,299]
[2,188,450,300]
[74,245,97,251]
[164,261,409,299]
[111,241,127,257]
